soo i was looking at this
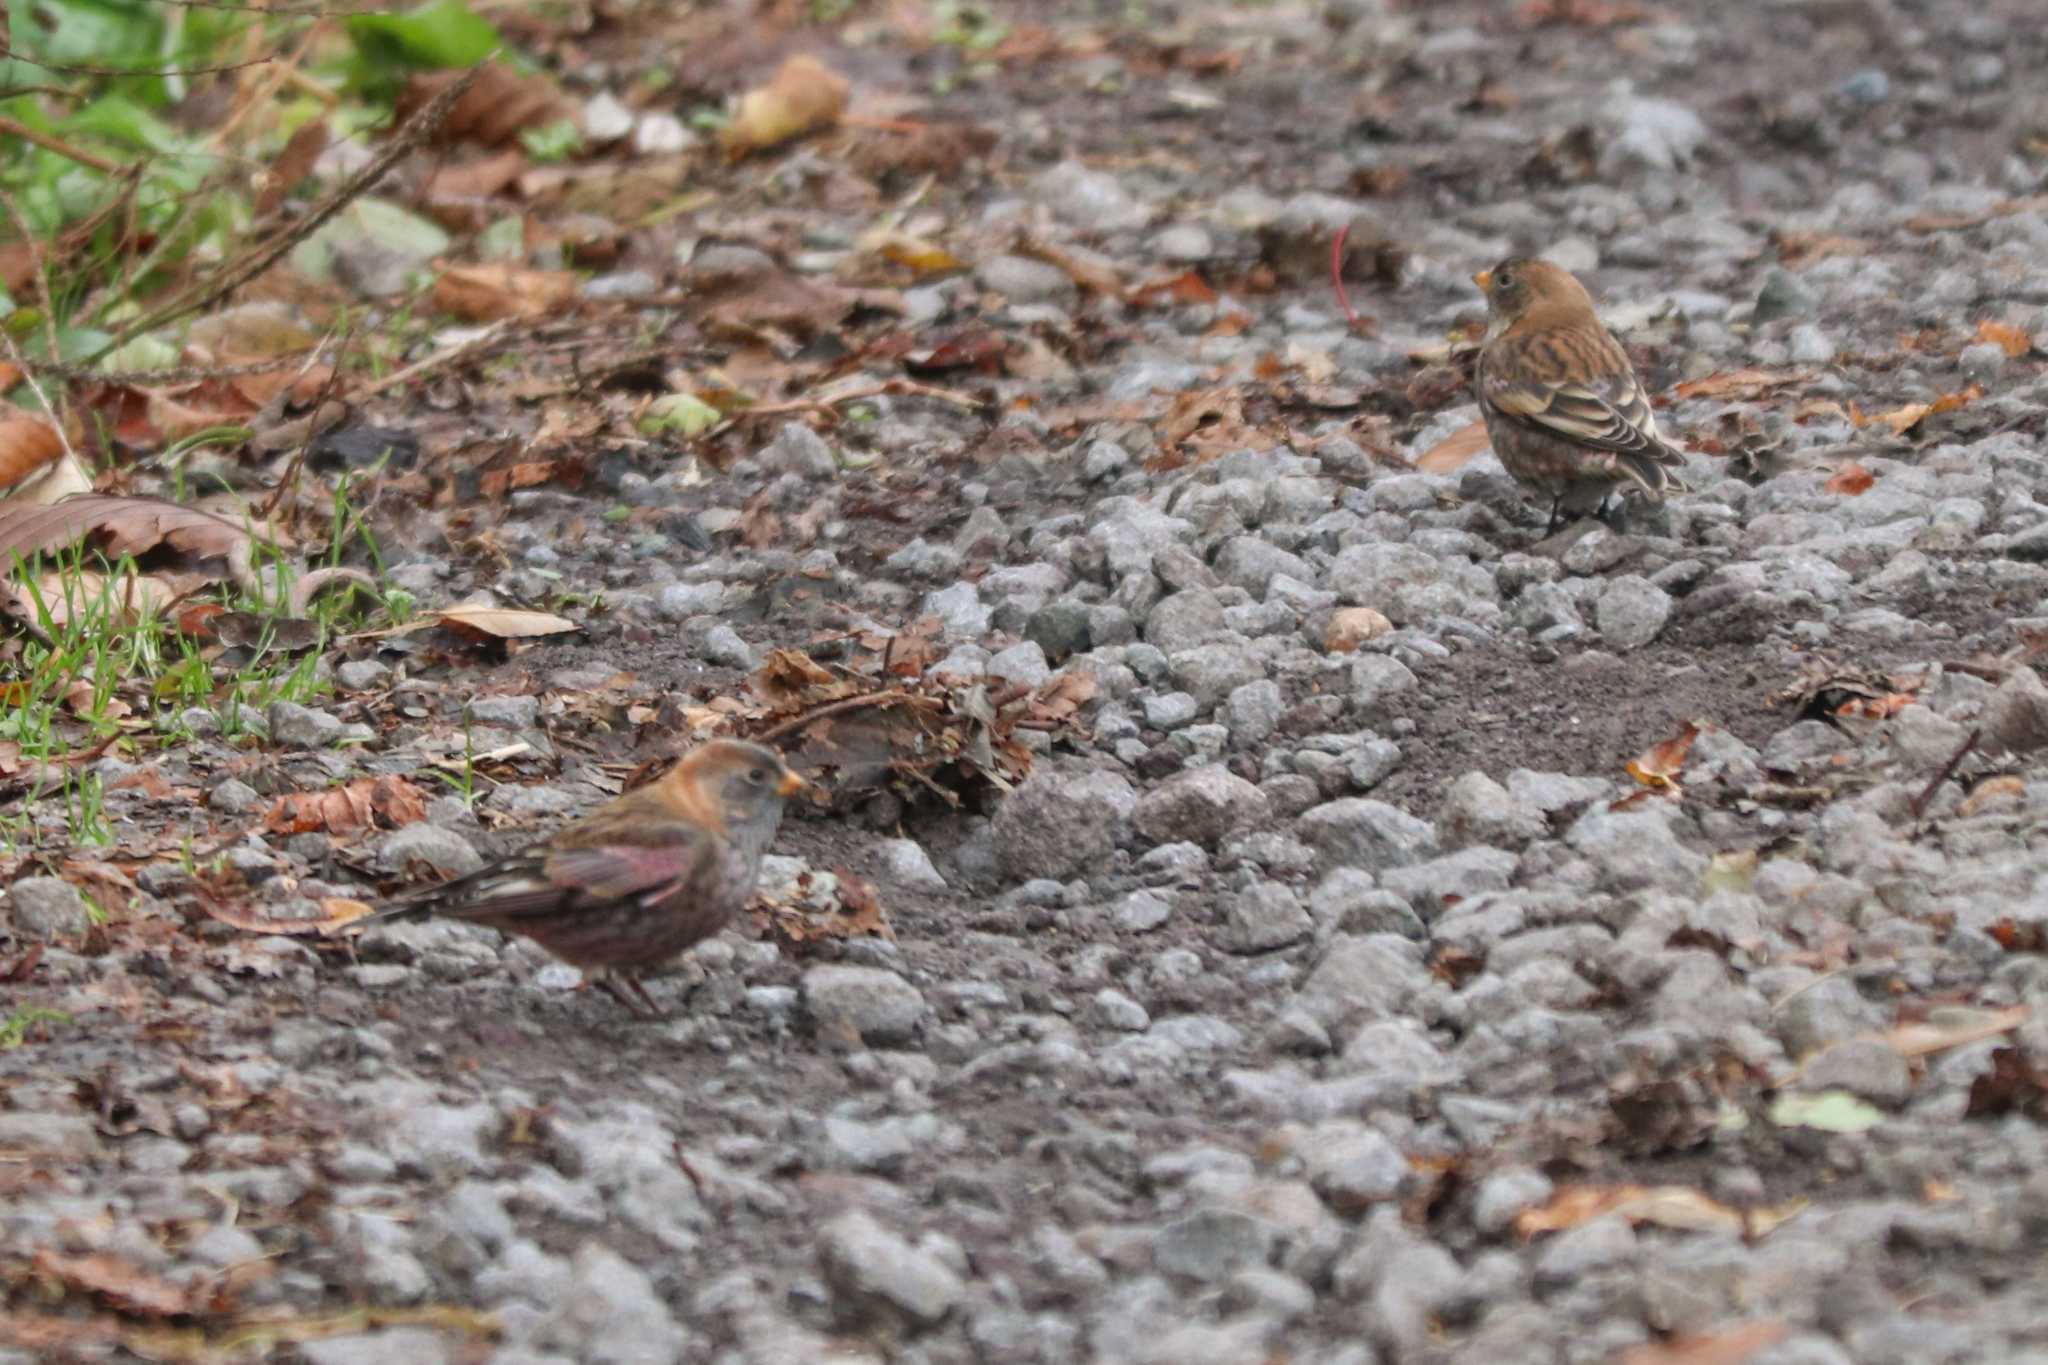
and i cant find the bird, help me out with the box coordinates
[365,739,806,1015]
[1471,257,1688,535]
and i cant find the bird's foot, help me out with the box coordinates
[593,972,667,1019]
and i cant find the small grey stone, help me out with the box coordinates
[1114,890,1175,932]
[1033,160,1148,231]
[1594,575,1672,652]
[819,1210,965,1329]
[763,422,839,478]
[1297,798,1439,872]
[1836,68,1890,106]
[988,641,1051,688]
[371,824,484,879]
[540,1242,691,1363]
[1308,869,1426,939]
[1145,691,1201,730]
[1133,766,1271,847]
[1472,1166,1554,1238]
[977,254,1077,304]
[268,700,345,748]
[1786,324,1836,365]
[1302,1124,1410,1213]
[335,659,390,691]
[700,624,755,669]
[1089,988,1152,1031]
[1226,679,1286,745]
[1153,1208,1279,1282]
[1795,1037,1914,1106]
[208,777,262,815]
[1217,883,1313,953]
[803,965,927,1046]
[1083,439,1130,481]
[467,695,539,728]
[1026,601,1092,662]
[656,580,728,618]
[1169,642,1265,711]
[993,768,1136,881]
[1147,589,1229,651]
[877,838,948,890]
[6,876,91,940]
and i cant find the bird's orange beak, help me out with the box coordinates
[776,768,808,798]
[1472,269,1493,293]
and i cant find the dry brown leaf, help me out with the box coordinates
[1414,419,1490,473]
[433,263,577,322]
[397,62,568,148]
[1872,381,1981,436]
[256,118,329,216]
[0,494,262,567]
[721,55,850,159]
[1672,368,1811,401]
[1516,1184,1801,1239]
[1958,774,2027,817]
[263,775,430,836]
[1976,319,2034,358]
[479,461,564,499]
[9,568,184,631]
[1325,607,1393,654]
[30,1251,194,1319]
[1626,721,1701,794]
[1614,1321,1789,1365]
[1823,460,1873,495]
[0,413,66,492]
[431,604,579,639]
[1881,1004,2029,1059]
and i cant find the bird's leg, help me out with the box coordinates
[623,975,668,1018]
[1545,498,1564,537]
[593,973,661,1019]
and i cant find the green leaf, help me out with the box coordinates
[518,118,584,164]
[638,394,722,438]
[1769,1090,1883,1134]
[346,0,500,69]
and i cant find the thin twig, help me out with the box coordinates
[0,190,70,420]
[1911,726,1981,820]
[1330,219,1363,332]
[355,318,515,400]
[752,690,940,743]
[702,378,983,440]
[96,62,487,359]
[0,114,125,174]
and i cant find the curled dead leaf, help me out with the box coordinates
[1823,460,1873,496]
[433,262,578,322]
[721,55,850,159]
[1976,319,2034,358]
[1626,721,1702,794]
[1672,369,1811,402]
[0,412,67,492]
[1413,419,1490,474]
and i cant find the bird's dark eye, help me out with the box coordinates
[1495,267,1517,290]
[748,766,769,785]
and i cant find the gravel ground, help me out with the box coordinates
[9,0,2048,1361]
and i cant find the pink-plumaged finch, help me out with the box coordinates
[1472,257,1687,534]
[368,739,805,1014]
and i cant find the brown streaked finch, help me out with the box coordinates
[365,739,805,1015]
[1472,257,1688,535]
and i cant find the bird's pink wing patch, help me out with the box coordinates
[542,835,714,904]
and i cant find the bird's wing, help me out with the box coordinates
[1480,329,1674,463]
[378,821,722,923]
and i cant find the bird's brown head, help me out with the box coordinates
[662,739,806,842]
[1472,257,1597,325]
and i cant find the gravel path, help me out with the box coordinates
[8,1,2048,1361]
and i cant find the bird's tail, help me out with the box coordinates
[1619,442,1689,499]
